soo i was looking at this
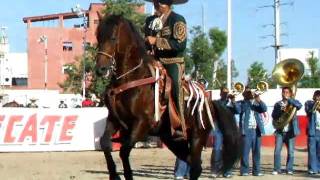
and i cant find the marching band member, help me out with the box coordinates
[211,87,240,178]
[271,87,302,175]
[239,87,267,176]
[305,90,320,175]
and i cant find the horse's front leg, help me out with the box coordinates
[189,131,210,180]
[100,118,120,180]
[120,118,151,180]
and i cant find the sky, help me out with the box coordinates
[1,0,320,82]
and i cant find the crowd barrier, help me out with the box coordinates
[0,107,310,152]
[0,108,108,152]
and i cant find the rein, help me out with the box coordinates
[97,51,143,80]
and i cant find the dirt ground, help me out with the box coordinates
[0,147,318,180]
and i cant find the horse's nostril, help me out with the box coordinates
[101,67,108,72]
[96,66,109,76]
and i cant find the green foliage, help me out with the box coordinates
[246,61,274,88]
[185,26,235,89]
[209,28,227,58]
[60,0,146,98]
[102,0,147,32]
[300,52,320,88]
[59,45,109,98]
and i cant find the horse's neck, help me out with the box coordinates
[114,54,150,83]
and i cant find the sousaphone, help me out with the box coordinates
[272,58,304,129]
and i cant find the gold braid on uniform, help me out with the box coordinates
[173,21,186,43]
[156,38,172,50]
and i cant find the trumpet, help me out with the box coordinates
[254,81,269,96]
[312,100,320,112]
[230,82,245,96]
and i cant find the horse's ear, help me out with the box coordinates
[97,11,103,21]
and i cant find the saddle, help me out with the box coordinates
[148,60,212,139]
[106,59,213,139]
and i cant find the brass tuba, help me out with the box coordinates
[272,58,304,129]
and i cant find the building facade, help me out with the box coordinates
[279,48,319,76]
[23,3,106,90]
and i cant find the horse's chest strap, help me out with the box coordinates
[109,77,158,96]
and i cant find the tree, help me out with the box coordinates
[102,0,146,32]
[60,0,146,98]
[59,46,109,97]
[185,26,235,89]
[188,26,213,80]
[246,61,273,89]
[300,52,320,88]
[212,59,238,89]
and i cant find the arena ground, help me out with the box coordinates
[0,147,318,180]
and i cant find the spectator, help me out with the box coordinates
[82,94,95,107]
[26,97,38,108]
[58,100,68,108]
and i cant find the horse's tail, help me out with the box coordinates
[212,100,242,175]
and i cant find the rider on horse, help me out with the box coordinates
[145,0,188,137]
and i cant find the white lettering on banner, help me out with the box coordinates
[0,114,78,145]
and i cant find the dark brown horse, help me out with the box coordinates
[95,15,241,180]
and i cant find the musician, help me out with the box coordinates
[145,0,187,133]
[304,90,320,175]
[271,87,302,175]
[211,87,240,178]
[239,87,267,176]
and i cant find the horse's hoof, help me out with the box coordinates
[110,175,121,180]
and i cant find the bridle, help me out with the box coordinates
[97,50,143,80]
[96,19,144,80]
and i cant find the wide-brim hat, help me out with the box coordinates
[30,97,38,101]
[144,0,188,5]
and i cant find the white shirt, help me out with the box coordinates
[316,111,320,130]
[248,110,257,129]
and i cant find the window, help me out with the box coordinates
[63,41,73,51]
[12,78,27,86]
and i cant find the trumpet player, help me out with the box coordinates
[239,86,267,176]
[304,90,320,175]
[271,87,302,175]
[211,87,240,178]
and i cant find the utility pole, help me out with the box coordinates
[201,2,206,33]
[274,0,281,65]
[38,35,48,90]
[72,4,88,99]
[227,0,232,90]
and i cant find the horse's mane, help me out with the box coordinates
[96,15,148,61]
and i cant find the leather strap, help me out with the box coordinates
[110,77,158,96]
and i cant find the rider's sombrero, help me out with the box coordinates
[144,0,188,5]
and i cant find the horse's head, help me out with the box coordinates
[96,15,135,78]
